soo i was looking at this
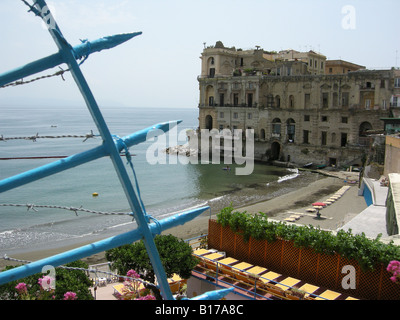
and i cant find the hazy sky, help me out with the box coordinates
[0,0,399,109]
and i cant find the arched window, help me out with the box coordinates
[289,95,295,108]
[267,94,274,108]
[275,95,281,108]
[205,85,214,106]
[272,118,281,138]
[260,129,266,140]
[205,115,213,130]
[286,118,295,142]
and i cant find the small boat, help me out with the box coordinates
[303,163,313,168]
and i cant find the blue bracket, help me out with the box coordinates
[0,0,232,301]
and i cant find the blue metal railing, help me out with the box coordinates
[0,1,233,300]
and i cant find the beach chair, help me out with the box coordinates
[345,296,359,300]
[264,283,286,299]
[233,262,253,282]
[315,289,342,300]
[168,274,185,293]
[113,283,125,296]
[298,283,319,298]
[275,277,301,293]
[245,266,268,286]
[218,257,238,278]
[193,248,210,256]
[202,252,225,272]
[257,271,281,288]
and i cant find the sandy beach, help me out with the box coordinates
[0,170,365,271]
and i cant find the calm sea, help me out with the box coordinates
[0,105,319,255]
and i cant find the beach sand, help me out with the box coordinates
[0,171,365,271]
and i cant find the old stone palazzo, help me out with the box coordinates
[197,41,400,167]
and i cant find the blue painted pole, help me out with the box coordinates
[0,32,142,88]
[0,206,209,285]
[0,120,181,193]
[32,0,174,299]
[190,288,235,300]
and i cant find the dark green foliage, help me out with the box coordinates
[0,260,93,300]
[105,234,198,283]
[53,260,94,300]
[216,206,400,271]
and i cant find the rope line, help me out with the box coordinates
[0,203,133,216]
[1,66,70,89]
[0,131,97,142]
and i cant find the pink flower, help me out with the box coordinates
[15,282,28,294]
[38,275,55,291]
[63,291,77,300]
[127,269,140,279]
[387,260,400,272]
[387,260,400,283]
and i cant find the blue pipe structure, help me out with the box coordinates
[0,206,209,285]
[0,1,231,300]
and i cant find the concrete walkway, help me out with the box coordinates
[338,177,389,239]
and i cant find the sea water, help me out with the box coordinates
[0,105,318,255]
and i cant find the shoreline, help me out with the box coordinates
[0,171,364,271]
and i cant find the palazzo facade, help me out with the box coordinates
[198,41,400,167]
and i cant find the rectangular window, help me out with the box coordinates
[247,113,252,120]
[247,93,253,107]
[219,112,224,118]
[303,130,309,144]
[395,78,400,88]
[393,96,398,107]
[341,133,347,147]
[209,68,215,78]
[341,117,348,124]
[322,93,329,108]
[233,112,238,119]
[233,93,239,106]
[382,100,387,110]
[321,116,328,122]
[304,115,310,121]
[321,131,327,146]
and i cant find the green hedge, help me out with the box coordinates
[216,206,400,271]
